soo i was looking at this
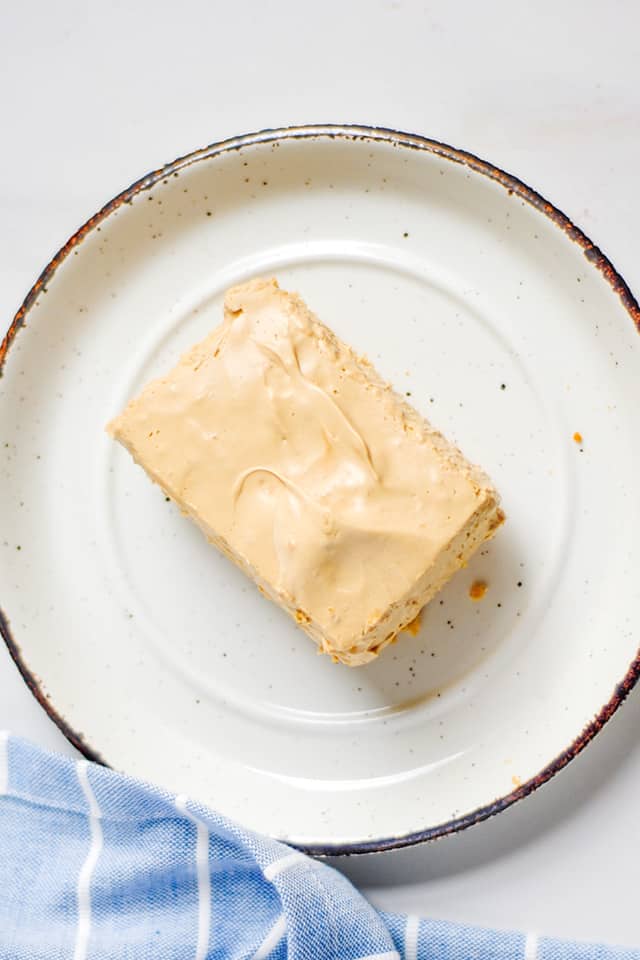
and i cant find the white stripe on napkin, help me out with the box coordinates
[405,914,420,960]
[175,795,211,960]
[0,731,8,795]
[263,851,307,882]
[252,913,287,959]
[525,932,539,960]
[73,760,103,960]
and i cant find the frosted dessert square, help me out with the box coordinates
[108,278,503,665]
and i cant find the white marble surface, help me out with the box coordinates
[2,0,639,947]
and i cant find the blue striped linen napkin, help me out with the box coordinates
[0,733,635,960]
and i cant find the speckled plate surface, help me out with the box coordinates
[2,125,640,853]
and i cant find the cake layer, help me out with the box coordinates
[108,278,503,665]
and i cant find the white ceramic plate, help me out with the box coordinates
[2,125,640,853]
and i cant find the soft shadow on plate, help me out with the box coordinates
[358,527,527,712]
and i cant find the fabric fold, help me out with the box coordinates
[0,734,636,960]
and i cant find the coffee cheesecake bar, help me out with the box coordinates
[108,278,503,665]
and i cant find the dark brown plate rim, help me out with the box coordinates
[2,123,639,856]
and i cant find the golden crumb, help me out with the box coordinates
[295,609,310,624]
[469,579,488,601]
[511,775,522,788]
[573,431,583,444]
[402,611,422,636]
